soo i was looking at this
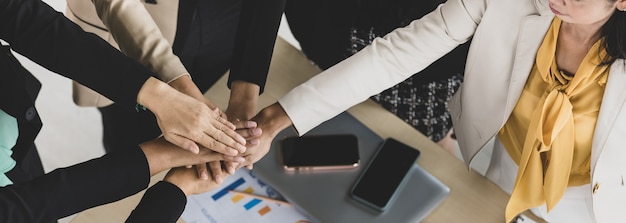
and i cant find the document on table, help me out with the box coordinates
[181,169,312,223]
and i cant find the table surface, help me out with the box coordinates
[71,37,543,223]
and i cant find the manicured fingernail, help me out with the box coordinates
[229,167,236,174]
[201,171,209,180]
[214,174,222,183]
[237,145,247,153]
[246,121,257,128]
[252,128,262,135]
[228,148,239,156]
[249,139,260,146]
[189,144,200,154]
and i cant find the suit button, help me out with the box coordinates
[593,183,600,195]
[25,107,36,121]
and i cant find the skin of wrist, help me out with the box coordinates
[168,75,213,105]
[168,74,194,93]
[257,103,293,137]
[164,172,192,196]
[228,81,260,119]
[136,77,174,111]
[139,139,173,176]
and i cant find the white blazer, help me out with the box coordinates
[278,0,626,221]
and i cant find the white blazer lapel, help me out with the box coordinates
[463,15,553,166]
[591,61,626,173]
[504,15,553,116]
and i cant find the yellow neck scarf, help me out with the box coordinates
[499,17,609,222]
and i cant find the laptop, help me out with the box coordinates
[251,112,450,223]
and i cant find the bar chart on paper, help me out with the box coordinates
[182,169,311,223]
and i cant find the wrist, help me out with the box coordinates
[256,103,293,137]
[136,77,174,112]
[139,139,171,176]
[171,75,218,109]
[139,138,197,176]
[164,174,192,196]
[227,81,260,119]
[169,74,201,95]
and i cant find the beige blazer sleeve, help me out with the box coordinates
[66,0,188,106]
[90,0,188,83]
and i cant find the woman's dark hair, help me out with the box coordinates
[601,7,626,65]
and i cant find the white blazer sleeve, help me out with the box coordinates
[278,0,484,135]
[90,0,189,83]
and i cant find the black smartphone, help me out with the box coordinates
[280,134,360,171]
[350,138,420,212]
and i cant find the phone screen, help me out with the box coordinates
[350,138,420,211]
[281,134,360,171]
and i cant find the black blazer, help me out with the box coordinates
[0,0,186,221]
[170,0,269,93]
[237,0,470,84]
[284,0,470,83]
[0,0,153,108]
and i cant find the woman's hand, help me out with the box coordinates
[237,102,293,169]
[136,77,246,156]
[168,78,262,180]
[164,166,226,196]
[220,81,263,172]
[139,137,245,176]
[167,75,225,117]
[167,75,231,180]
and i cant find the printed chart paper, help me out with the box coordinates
[182,169,311,223]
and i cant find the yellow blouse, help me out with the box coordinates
[498,17,609,222]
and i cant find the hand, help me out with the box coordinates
[216,80,262,174]
[164,166,226,196]
[136,77,246,155]
[225,80,262,147]
[168,75,231,180]
[139,137,245,176]
[237,103,293,169]
[205,121,260,179]
[168,75,224,117]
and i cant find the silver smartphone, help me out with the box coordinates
[350,138,420,212]
[280,134,360,171]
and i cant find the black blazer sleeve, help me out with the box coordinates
[0,0,155,108]
[0,147,150,223]
[227,0,286,94]
[126,181,187,223]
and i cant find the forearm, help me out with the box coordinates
[139,137,193,176]
[168,75,214,105]
[136,77,178,111]
[91,0,189,82]
[227,80,260,120]
[255,102,293,137]
[138,137,244,175]
[228,0,287,93]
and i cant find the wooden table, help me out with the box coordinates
[72,37,539,223]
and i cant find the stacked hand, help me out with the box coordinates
[235,102,293,170]
[134,77,245,182]
[217,81,263,175]
[138,77,246,154]
[164,166,226,196]
[138,137,245,177]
